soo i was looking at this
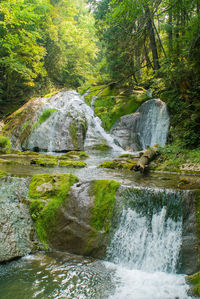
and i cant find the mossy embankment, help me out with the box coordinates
[28,173,78,249]
[86,179,121,256]
[80,84,149,131]
[149,145,200,175]
[0,150,89,168]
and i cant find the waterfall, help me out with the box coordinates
[105,188,191,299]
[110,98,170,151]
[24,91,122,152]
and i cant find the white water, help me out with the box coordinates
[105,207,191,299]
[137,98,169,149]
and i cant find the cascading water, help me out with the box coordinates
[105,188,191,299]
[24,91,122,152]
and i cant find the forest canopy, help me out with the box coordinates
[0,0,200,148]
[0,0,97,109]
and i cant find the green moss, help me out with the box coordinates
[153,145,200,173]
[58,160,86,167]
[30,158,57,167]
[90,180,120,232]
[43,90,59,98]
[91,143,111,151]
[60,151,89,159]
[188,272,200,296]
[99,159,137,170]
[21,120,30,134]
[31,109,57,130]
[0,171,7,178]
[0,158,22,165]
[69,120,78,148]
[29,174,78,248]
[16,150,40,156]
[0,135,11,149]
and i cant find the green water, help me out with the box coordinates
[0,252,114,299]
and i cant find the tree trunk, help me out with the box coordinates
[144,5,160,70]
[168,7,173,55]
[135,146,159,173]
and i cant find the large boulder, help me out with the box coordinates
[1,91,121,152]
[110,98,170,151]
[0,176,37,262]
[28,174,120,258]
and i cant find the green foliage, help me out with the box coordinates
[90,180,120,232]
[152,145,200,172]
[29,173,78,248]
[0,0,98,114]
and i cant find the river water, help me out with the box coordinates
[0,150,194,298]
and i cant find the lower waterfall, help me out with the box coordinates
[105,188,191,299]
[0,180,194,298]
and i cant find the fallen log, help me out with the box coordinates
[135,145,159,172]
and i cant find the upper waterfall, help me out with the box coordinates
[110,98,170,151]
[5,91,123,152]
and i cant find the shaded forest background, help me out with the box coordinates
[0,0,200,148]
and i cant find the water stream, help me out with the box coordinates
[0,180,193,298]
[0,92,195,298]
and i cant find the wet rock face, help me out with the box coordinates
[181,191,200,275]
[110,98,170,151]
[0,177,36,262]
[2,91,121,152]
[51,182,96,256]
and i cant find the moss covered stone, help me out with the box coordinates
[60,151,89,159]
[0,135,12,153]
[58,160,86,168]
[91,143,111,151]
[69,120,78,148]
[99,159,137,170]
[30,157,57,167]
[90,180,120,233]
[188,272,200,296]
[29,173,78,248]
[0,171,7,178]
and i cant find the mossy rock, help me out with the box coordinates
[60,151,89,160]
[187,272,200,296]
[99,159,137,170]
[91,144,111,151]
[90,180,120,232]
[86,179,120,256]
[30,158,57,167]
[0,171,8,179]
[0,135,12,154]
[16,151,40,156]
[58,160,86,168]
[0,158,23,165]
[28,173,78,249]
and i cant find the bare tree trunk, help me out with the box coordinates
[144,5,160,70]
[168,7,173,55]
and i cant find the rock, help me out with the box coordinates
[181,190,200,274]
[0,176,37,262]
[110,98,169,151]
[29,176,120,258]
[1,91,121,152]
